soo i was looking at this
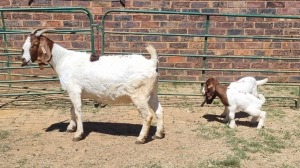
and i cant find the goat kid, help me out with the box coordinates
[204,78,266,129]
[202,76,268,117]
[21,29,164,144]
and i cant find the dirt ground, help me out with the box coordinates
[0,95,300,168]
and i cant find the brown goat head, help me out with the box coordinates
[204,78,219,104]
[21,29,54,70]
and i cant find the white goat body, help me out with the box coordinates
[226,88,266,129]
[21,29,164,143]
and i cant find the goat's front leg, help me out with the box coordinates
[228,106,237,128]
[68,92,84,141]
[222,107,229,123]
[66,106,76,132]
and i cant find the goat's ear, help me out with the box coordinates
[37,38,51,70]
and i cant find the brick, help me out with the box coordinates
[114,15,132,21]
[170,43,188,49]
[213,2,227,7]
[122,22,140,28]
[175,63,193,68]
[125,36,142,42]
[274,22,293,28]
[191,2,208,8]
[169,29,187,34]
[267,2,285,8]
[251,62,269,69]
[105,35,123,42]
[214,62,231,68]
[228,2,246,8]
[216,22,234,28]
[23,21,42,27]
[272,50,291,56]
[63,21,82,27]
[143,36,160,42]
[290,63,300,69]
[152,1,170,8]
[254,50,265,56]
[201,9,219,13]
[12,13,32,20]
[179,22,197,29]
[33,13,52,20]
[255,23,273,29]
[168,56,186,63]
[45,21,62,27]
[246,2,265,8]
[225,43,244,49]
[133,1,151,7]
[72,1,91,7]
[245,29,264,35]
[227,29,244,35]
[258,9,276,15]
[285,2,300,8]
[0,0,9,6]
[240,9,258,14]
[64,35,84,41]
[265,29,283,35]
[169,15,187,21]
[53,14,72,20]
[141,22,159,28]
[236,23,254,28]
[160,22,178,28]
[244,43,263,49]
[133,15,151,21]
[72,41,90,49]
[232,62,250,69]
[171,2,190,8]
[105,21,121,28]
[153,15,167,21]
[5,21,21,27]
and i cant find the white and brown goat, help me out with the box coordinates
[203,78,267,129]
[21,29,164,143]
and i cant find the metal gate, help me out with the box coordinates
[0,8,299,108]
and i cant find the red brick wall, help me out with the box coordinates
[1,0,299,83]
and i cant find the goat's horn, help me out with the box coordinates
[31,28,42,35]
[34,29,55,37]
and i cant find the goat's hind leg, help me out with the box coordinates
[245,107,266,129]
[132,96,154,144]
[149,93,164,140]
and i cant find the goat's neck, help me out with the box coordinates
[215,84,229,106]
[48,43,73,71]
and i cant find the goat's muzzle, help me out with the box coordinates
[21,58,28,67]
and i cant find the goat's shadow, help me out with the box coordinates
[202,112,257,128]
[45,121,157,143]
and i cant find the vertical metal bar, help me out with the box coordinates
[1,11,11,87]
[297,86,300,109]
[201,15,210,89]
[101,17,105,55]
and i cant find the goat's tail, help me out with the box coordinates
[258,94,266,104]
[146,45,158,62]
[256,78,268,86]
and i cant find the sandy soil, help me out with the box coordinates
[0,95,300,168]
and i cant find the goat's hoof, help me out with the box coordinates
[72,136,83,142]
[66,129,76,133]
[135,140,145,144]
[257,126,264,129]
[152,133,165,140]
